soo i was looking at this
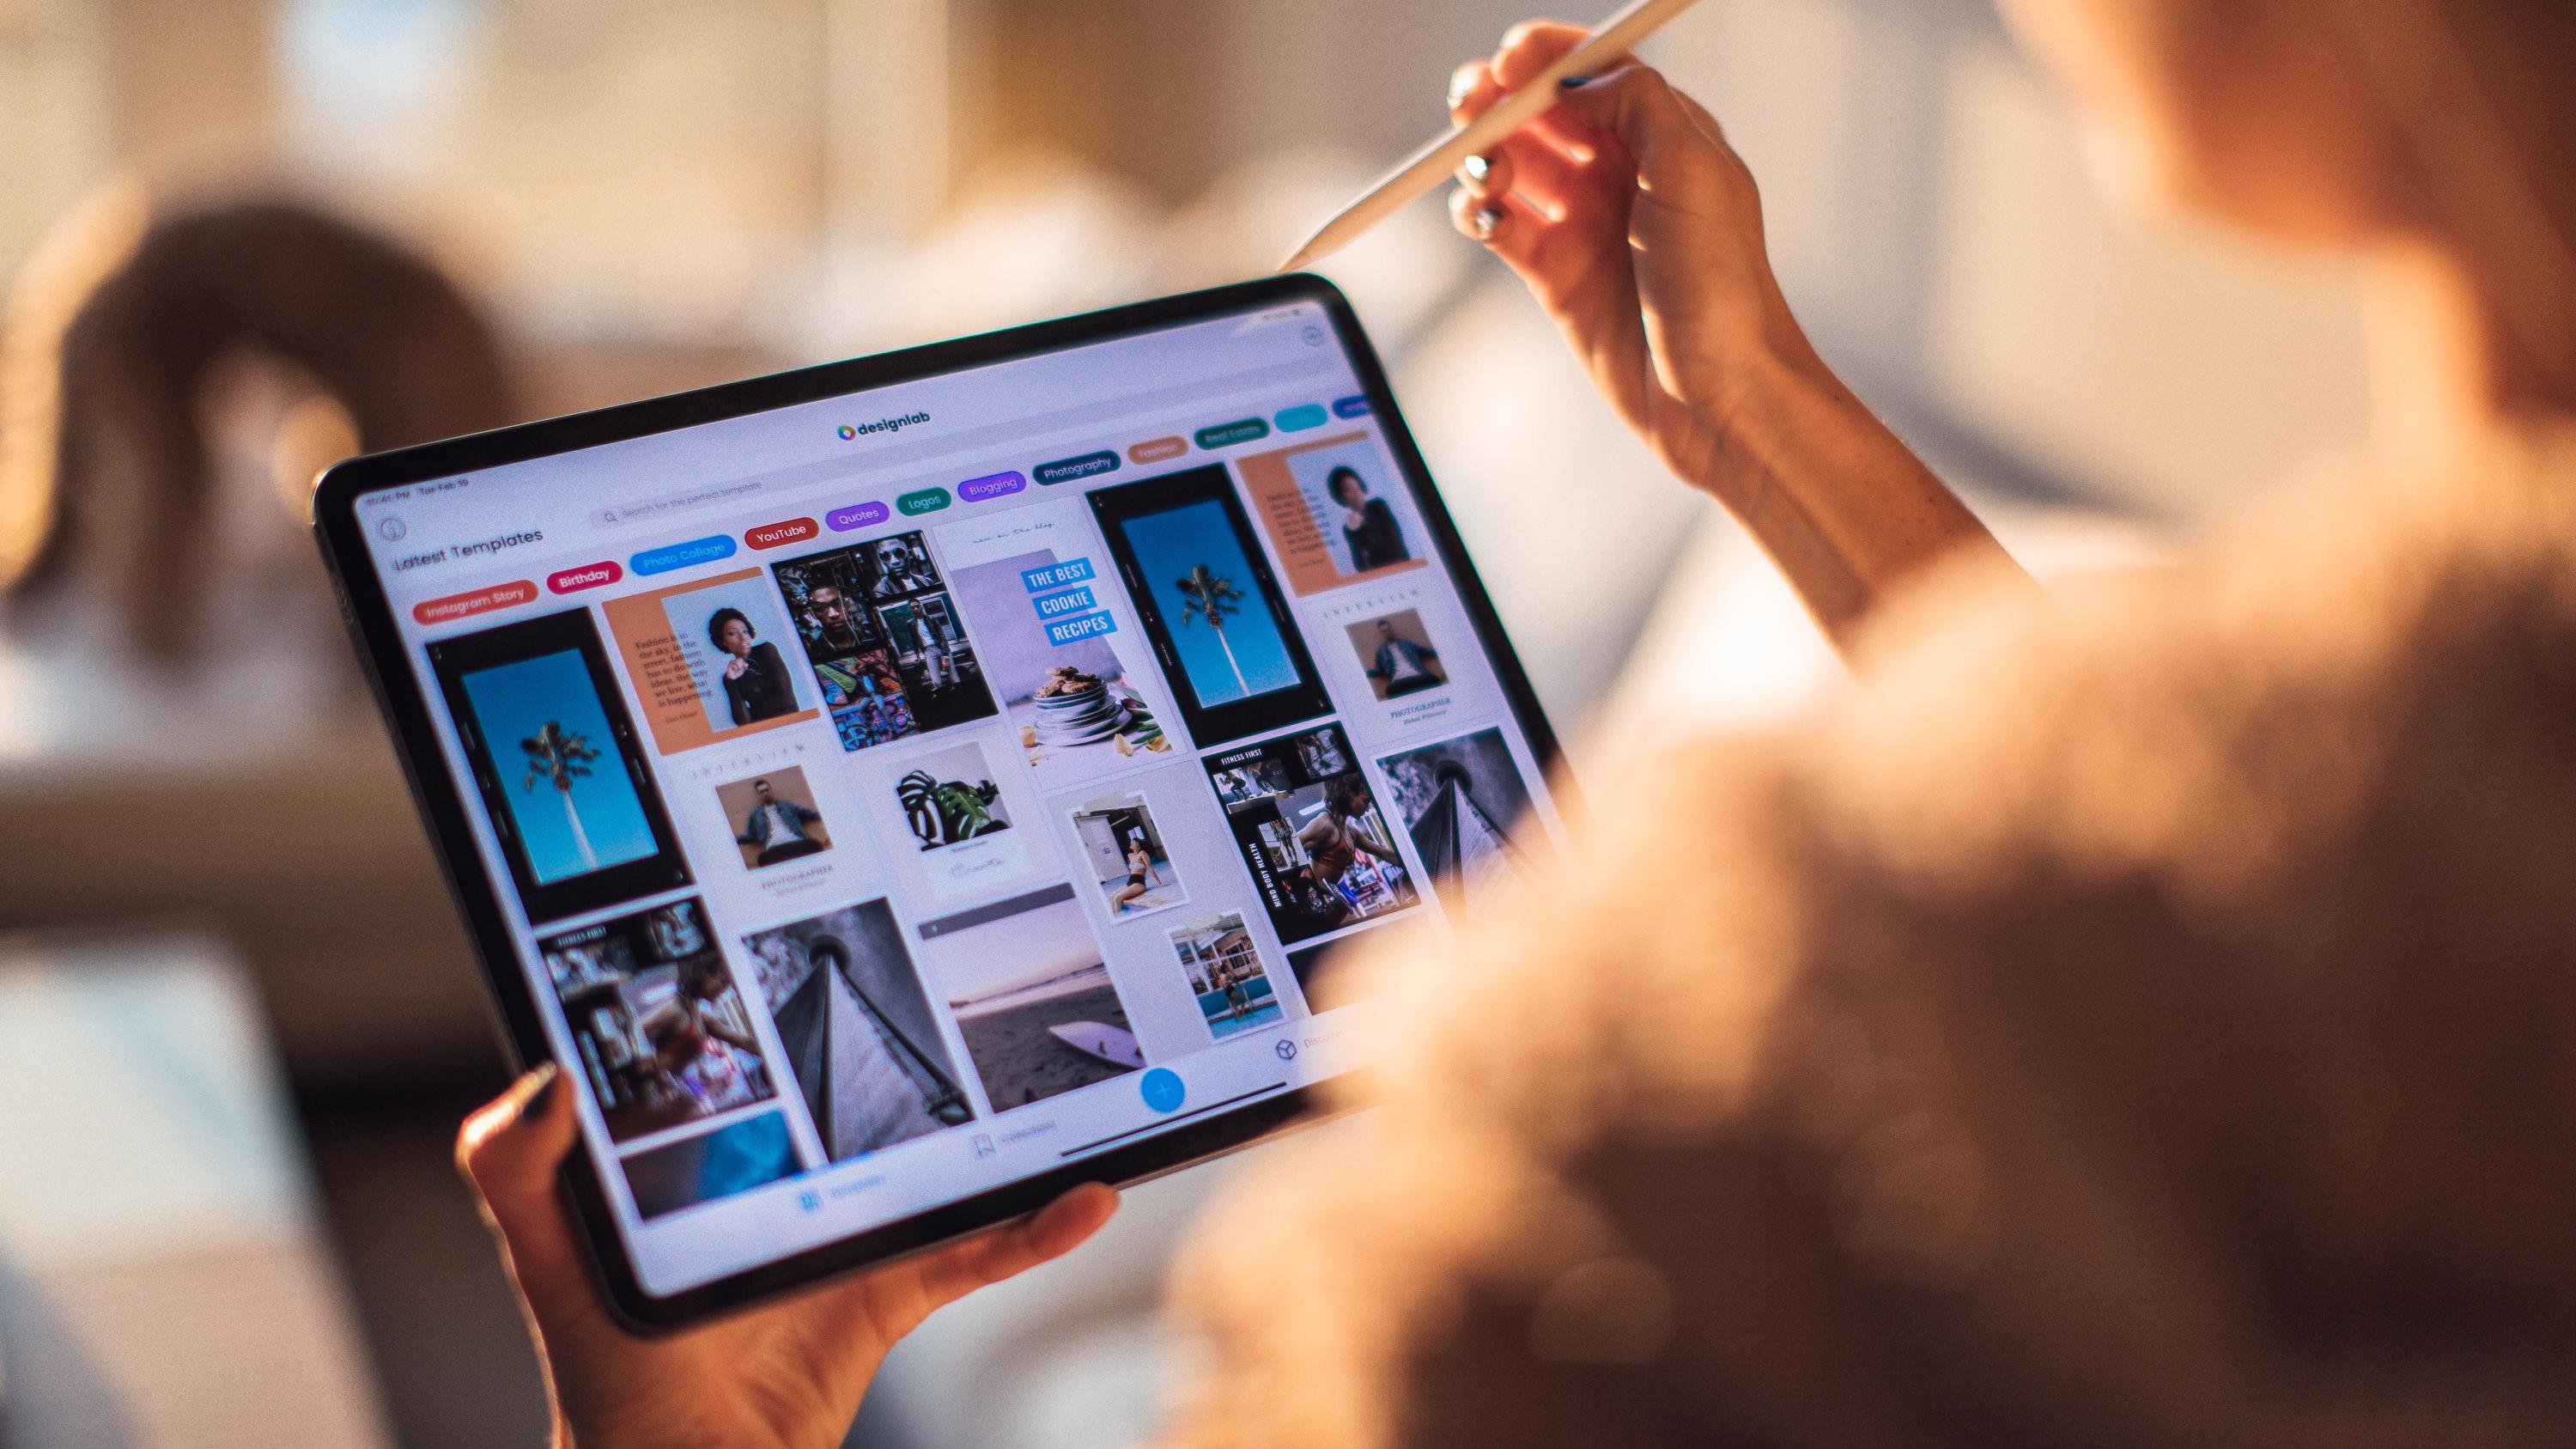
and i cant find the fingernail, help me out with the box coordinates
[1448,68,1478,107]
[516,1061,561,1117]
[1472,206,1506,241]
[1558,75,1593,89]
[1461,154,1491,183]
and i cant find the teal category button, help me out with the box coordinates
[896,487,951,516]
[630,533,738,575]
[1273,403,1328,432]
[1194,417,1270,449]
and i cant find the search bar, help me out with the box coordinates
[594,478,769,527]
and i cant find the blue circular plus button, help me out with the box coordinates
[1139,1068,1185,1114]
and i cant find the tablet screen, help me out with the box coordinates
[351,295,1565,1297]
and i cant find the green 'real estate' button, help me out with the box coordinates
[1194,417,1270,450]
[896,486,951,515]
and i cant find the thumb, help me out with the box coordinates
[457,1063,600,1321]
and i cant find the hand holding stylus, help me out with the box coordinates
[1449,22,2027,650]
[459,1065,1118,1449]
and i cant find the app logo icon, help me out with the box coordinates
[837,424,857,441]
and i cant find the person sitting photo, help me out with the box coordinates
[734,778,828,867]
[1364,618,1444,697]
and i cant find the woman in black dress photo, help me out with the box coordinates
[708,606,799,726]
[1327,465,1409,572]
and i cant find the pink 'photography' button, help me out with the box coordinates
[413,579,538,625]
[745,517,820,550]
[826,501,891,532]
[547,561,623,594]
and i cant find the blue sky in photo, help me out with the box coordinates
[1121,501,1300,704]
[461,649,659,885]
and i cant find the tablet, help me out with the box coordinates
[313,275,1569,1329]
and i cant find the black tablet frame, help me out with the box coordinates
[311,273,1567,1331]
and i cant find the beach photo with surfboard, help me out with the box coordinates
[912,883,1145,1111]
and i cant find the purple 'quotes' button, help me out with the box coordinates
[957,471,1027,504]
[826,501,890,532]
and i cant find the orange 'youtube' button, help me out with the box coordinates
[744,517,819,550]
[414,579,537,625]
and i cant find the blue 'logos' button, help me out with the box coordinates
[1331,393,1372,419]
[1139,1068,1184,1113]
[630,534,738,575]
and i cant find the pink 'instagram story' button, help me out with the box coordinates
[826,501,891,532]
[547,560,623,594]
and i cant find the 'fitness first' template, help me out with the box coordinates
[361,300,1565,1295]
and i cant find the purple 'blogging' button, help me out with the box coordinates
[826,501,891,532]
[957,471,1027,504]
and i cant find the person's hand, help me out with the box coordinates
[1446,21,2027,648]
[724,656,749,680]
[459,1065,1119,1449]
[1448,22,1823,498]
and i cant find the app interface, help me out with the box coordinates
[362,301,1564,1294]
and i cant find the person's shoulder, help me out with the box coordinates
[1810,428,2576,898]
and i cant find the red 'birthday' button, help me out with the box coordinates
[547,561,623,594]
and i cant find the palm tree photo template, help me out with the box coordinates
[431,608,692,924]
[1089,465,1331,747]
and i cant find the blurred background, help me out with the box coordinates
[0,1,2373,1445]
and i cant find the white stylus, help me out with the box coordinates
[1275,0,1704,273]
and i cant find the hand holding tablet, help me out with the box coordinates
[456,1063,1117,1447]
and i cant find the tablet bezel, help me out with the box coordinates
[312,273,1565,1330]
